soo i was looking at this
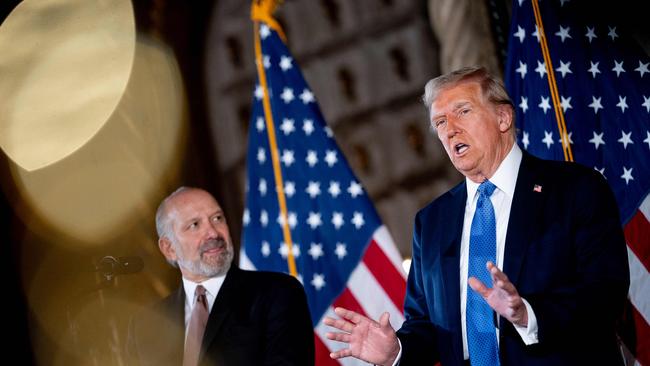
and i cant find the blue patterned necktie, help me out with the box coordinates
[467,180,500,366]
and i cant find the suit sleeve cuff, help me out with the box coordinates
[512,298,539,345]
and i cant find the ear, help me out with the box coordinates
[496,104,514,133]
[158,237,177,262]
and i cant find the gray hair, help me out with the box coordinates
[155,186,192,240]
[422,66,514,120]
[155,186,193,267]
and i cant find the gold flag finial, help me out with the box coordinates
[251,0,286,42]
[251,0,283,18]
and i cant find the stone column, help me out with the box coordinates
[427,0,502,78]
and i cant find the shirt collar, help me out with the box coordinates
[182,274,227,306]
[465,143,522,201]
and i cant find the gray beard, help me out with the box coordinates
[175,238,234,278]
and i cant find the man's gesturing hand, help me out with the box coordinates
[323,307,400,366]
[468,261,528,326]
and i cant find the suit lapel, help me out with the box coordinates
[440,182,467,361]
[199,267,238,360]
[503,152,545,287]
[441,182,467,260]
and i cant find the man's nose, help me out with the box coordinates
[446,117,460,138]
[205,223,219,239]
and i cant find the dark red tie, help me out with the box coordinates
[183,285,208,366]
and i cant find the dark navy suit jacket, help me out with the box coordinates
[396,151,629,366]
[127,267,315,366]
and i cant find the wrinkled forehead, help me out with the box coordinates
[167,189,222,221]
[430,80,483,116]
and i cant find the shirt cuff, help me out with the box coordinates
[389,338,402,366]
[512,298,539,345]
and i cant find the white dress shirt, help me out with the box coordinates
[182,275,226,333]
[459,143,538,359]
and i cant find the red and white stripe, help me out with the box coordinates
[240,226,407,366]
[624,193,650,366]
[313,226,407,365]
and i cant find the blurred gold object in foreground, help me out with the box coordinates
[0,0,136,171]
[0,0,188,246]
[6,35,187,246]
[0,0,190,363]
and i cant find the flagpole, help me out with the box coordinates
[531,0,574,162]
[251,0,297,277]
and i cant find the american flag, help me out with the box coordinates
[240,14,407,365]
[505,0,650,364]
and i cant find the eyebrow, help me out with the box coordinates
[431,101,471,121]
[180,209,223,226]
[451,101,471,111]
[181,216,200,227]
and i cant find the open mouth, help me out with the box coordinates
[454,143,469,155]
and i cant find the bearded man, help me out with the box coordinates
[127,187,314,366]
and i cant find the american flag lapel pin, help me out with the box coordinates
[533,184,542,193]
